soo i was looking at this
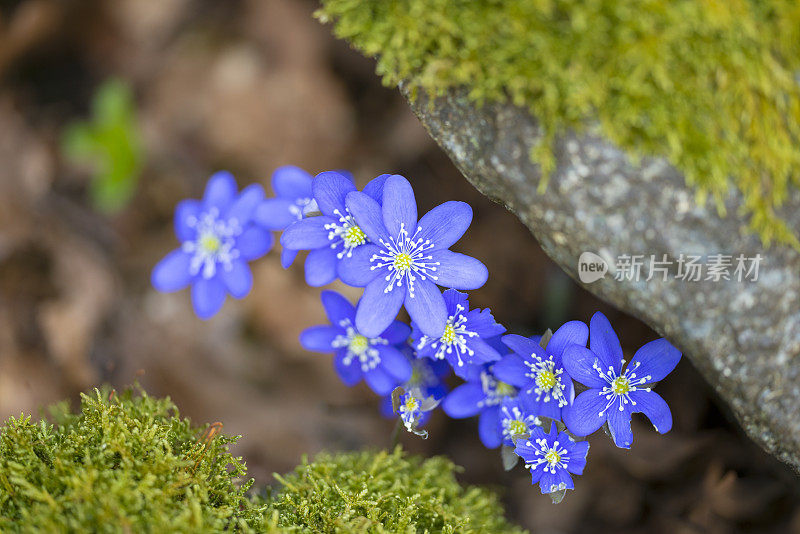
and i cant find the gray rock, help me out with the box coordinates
[402,85,800,471]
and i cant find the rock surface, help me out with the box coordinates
[403,86,800,472]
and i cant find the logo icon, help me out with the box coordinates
[578,252,608,283]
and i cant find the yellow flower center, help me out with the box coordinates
[441,323,456,344]
[507,419,527,437]
[393,253,412,272]
[200,234,221,253]
[544,448,561,466]
[535,370,556,391]
[344,225,366,248]
[349,334,369,355]
[404,396,419,412]
[494,381,516,397]
[612,376,631,395]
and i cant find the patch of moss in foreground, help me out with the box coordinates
[0,388,524,533]
[317,0,800,248]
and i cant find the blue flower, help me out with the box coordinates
[279,171,388,287]
[151,171,271,319]
[412,289,505,378]
[441,363,517,449]
[252,166,320,269]
[492,320,588,421]
[380,350,450,424]
[499,397,541,447]
[342,175,488,338]
[561,312,681,448]
[299,290,412,395]
[515,425,589,494]
[394,387,441,438]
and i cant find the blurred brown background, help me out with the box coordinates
[0,1,798,532]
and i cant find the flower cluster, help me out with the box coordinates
[152,168,682,500]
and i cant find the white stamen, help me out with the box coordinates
[369,223,439,297]
[323,208,367,259]
[182,207,241,280]
[524,437,570,475]
[524,353,569,408]
[288,197,318,219]
[416,304,477,366]
[331,318,388,372]
[592,359,652,417]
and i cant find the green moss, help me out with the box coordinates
[0,388,266,532]
[264,447,526,533]
[0,388,524,533]
[317,0,800,248]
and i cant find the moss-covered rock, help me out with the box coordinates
[317,0,800,247]
[0,388,524,533]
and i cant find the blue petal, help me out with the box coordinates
[236,226,273,260]
[478,406,502,449]
[281,247,298,268]
[191,276,227,319]
[151,250,193,292]
[514,438,539,465]
[364,366,397,396]
[203,171,237,212]
[442,382,484,418]
[459,362,486,382]
[226,183,265,225]
[337,243,380,287]
[380,320,412,345]
[589,312,623,374]
[561,345,608,388]
[221,260,253,299]
[403,279,447,338]
[502,334,548,361]
[304,247,338,287]
[442,288,469,315]
[174,199,202,242]
[417,201,472,249]
[630,390,672,434]
[333,350,363,387]
[466,336,501,365]
[253,198,297,230]
[378,345,412,382]
[565,440,590,475]
[333,170,355,184]
[362,173,390,202]
[320,290,356,325]
[381,175,417,238]
[607,401,634,448]
[466,308,506,338]
[280,217,335,250]
[546,320,589,358]
[491,354,529,387]
[538,468,574,494]
[379,395,394,418]
[313,171,356,216]
[629,338,681,383]
[529,464,545,485]
[299,325,340,352]
[271,165,313,199]
[521,393,561,420]
[345,191,390,244]
[562,389,608,437]
[429,250,488,290]
[355,277,405,338]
